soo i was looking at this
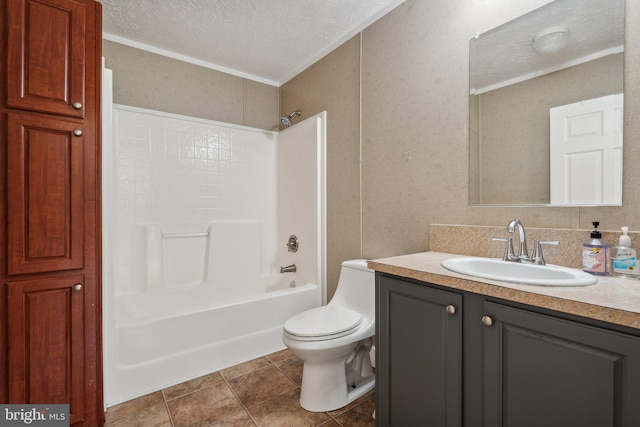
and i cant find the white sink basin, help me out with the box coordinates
[441,257,597,286]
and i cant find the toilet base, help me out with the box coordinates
[298,339,375,412]
[299,365,375,412]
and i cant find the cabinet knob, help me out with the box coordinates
[481,315,493,327]
[72,101,82,109]
[73,284,83,292]
[445,304,457,315]
[73,129,83,137]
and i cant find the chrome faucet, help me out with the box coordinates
[280,264,297,273]
[492,219,559,265]
[507,219,529,261]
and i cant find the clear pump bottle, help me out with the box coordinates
[582,221,610,275]
[611,226,638,278]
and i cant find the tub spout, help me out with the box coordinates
[280,264,297,273]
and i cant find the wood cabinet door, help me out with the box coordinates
[6,112,84,275]
[6,0,86,118]
[483,301,640,427]
[376,275,462,427]
[7,275,86,425]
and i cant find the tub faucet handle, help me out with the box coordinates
[286,235,299,252]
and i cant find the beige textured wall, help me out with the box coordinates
[282,0,640,263]
[280,36,362,300]
[103,40,279,130]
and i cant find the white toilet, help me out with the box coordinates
[283,259,375,412]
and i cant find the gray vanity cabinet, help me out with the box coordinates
[483,301,640,427]
[376,273,640,427]
[376,275,462,427]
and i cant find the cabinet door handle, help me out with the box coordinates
[73,284,83,292]
[73,129,83,137]
[72,101,83,109]
[445,304,457,315]
[481,315,493,327]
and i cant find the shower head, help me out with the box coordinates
[280,110,301,128]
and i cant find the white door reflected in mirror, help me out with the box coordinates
[549,93,623,206]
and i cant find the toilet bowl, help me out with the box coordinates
[283,259,375,412]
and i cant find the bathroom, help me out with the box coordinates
[99,0,640,424]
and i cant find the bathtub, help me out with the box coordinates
[104,221,323,405]
[107,278,319,405]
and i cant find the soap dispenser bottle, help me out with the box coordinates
[583,221,610,275]
[612,227,639,278]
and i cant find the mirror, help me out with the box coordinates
[469,0,624,206]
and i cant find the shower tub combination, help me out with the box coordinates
[103,103,326,405]
[107,223,320,404]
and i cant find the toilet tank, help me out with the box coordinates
[330,259,375,319]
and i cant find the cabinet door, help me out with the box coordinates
[376,275,462,427]
[6,0,86,118]
[483,301,640,427]
[6,112,84,275]
[7,275,86,425]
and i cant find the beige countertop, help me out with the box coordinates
[369,251,640,330]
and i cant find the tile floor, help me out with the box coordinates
[104,349,375,427]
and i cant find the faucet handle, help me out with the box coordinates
[531,240,560,265]
[492,236,516,261]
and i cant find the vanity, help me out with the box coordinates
[370,252,640,427]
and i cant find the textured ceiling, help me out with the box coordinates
[470,0,624,94]
[100,0,405,86]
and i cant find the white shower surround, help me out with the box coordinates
[103,101,326,405]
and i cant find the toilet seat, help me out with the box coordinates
[284,305,362,341]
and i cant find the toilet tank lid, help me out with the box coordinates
[342,259,372,271]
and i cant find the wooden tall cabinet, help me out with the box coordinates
[0,0,103,425]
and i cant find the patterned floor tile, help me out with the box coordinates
[163,371,224,401]
[228,364,298,408]
[104,402,171,427]
[333,397,376,427]
[167,381,244,427]
[209,410,258,427]
[275,356,304,387]
[266,348,295,364]
[327,390,375,417]
[220,357,271,380]
[105,391,165,423]
[103,354,376,426]
[247,389,329,427]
